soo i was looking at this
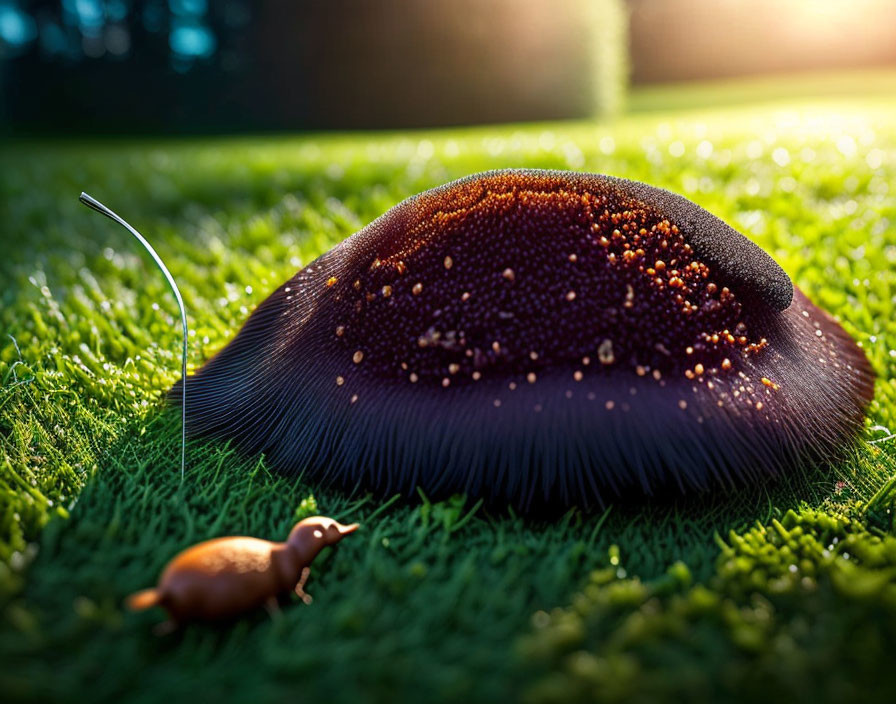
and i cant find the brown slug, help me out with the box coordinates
[126,516,359,628]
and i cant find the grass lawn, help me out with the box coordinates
[2,72,896,703]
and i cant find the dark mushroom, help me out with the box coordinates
[173,170,874,510]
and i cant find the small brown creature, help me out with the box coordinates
[126,516,358,630]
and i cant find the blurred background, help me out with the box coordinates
[1,0,894,134]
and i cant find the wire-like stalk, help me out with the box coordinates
[79,193,187,480]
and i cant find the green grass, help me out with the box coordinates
[2,73,896,702]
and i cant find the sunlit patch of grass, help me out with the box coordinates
[1,73,895,702]
[520,501,896,704]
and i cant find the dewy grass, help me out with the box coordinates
[520,505,896,704]
[1,74,896,702]
[77,193,189,481]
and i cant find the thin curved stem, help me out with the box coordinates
[79,193,187,480]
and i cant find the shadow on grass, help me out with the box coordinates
[4,401,893,703]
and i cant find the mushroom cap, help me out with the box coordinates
[174,170,873,511]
